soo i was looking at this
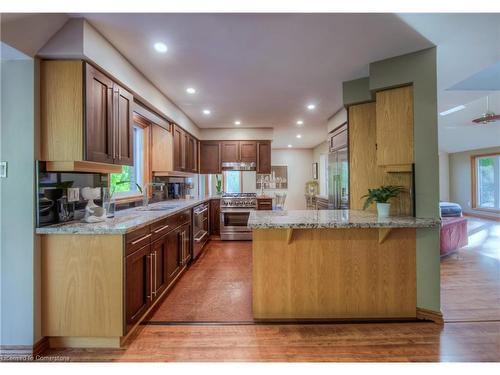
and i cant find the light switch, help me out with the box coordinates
[0,162,7,178]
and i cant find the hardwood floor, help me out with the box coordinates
[40,322,500,362]
[441,217,500,322]
[148,240,253,322]
[38,222,500,361]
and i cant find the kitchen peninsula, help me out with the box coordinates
[248,210,439,321]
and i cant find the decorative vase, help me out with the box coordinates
[376,202,391,218]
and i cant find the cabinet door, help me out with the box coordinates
[188,136,198,173]
[151,124,173,172]
[113,84,134,166]
[125,244,152,333]
[239,141,257,163]
[151,236,168,300]
[186,134,196,172]
[85,64,114,164]
[173,125,185,171]
[221,141,240,163]
[375,86,414,166]
[166,228,181,284]
[257,141,272,174]
[210,199,221,235]
[199,141,221,174]
[180,223,192,266]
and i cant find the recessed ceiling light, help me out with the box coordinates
[287,144,293,148]
[154,42,168,53]
[296,134,302,139]
[203,109,211,115]
[296,120,304,125]
[234,121,241,125]
[186,87,196,94]
[307,104,316,110]
[440,105,465,116]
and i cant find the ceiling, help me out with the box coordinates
[75,13,432,148]
[398,14,500,153]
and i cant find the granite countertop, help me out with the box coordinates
[247,209,440,229]
[36,196,220,235]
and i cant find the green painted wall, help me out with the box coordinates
[342,77,372,106]
[344,48,441,312]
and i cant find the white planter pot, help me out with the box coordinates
[376,203,391,218]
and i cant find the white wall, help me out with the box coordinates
[0,52,37,346]
[312,141,328,196]
[268,149,314,210]
[199,127,273,141]
[438,152,450,201]
[38,18,201,137]
[449,146,500,219]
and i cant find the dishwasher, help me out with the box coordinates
[192,202,209,259]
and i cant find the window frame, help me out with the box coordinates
[471,152,500,213]
[111,113,152,203]
[222,170,243,193]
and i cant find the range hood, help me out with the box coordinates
[221,162,256,171]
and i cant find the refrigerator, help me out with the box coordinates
[328,123,349,209]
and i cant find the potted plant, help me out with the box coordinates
[362,185,405,217]
[215,175,223,195]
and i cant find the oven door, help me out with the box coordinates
[220,208,253,240]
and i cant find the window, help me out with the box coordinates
[223,171,241,193]
[110,124,149,199]
[472,153,500,211]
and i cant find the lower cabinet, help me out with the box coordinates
[165,227,181,284]
[210,198,221,236]
[125,243,152,333]
[125,209,192,334]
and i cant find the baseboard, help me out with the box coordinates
[0,337,48,360]
[33,337,49,357]
[463,213,500,222]
[416,308,444,324]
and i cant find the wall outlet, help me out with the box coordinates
[67,188,80,202]
[0,161,7,178]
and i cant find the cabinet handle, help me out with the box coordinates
[147,254,153,300]
[131,233,151,245]
[153,251,157,297]
[153,225,169,234]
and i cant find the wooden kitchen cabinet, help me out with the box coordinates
[375,85,414,167]
[165,227,182,284]
[210,198,221,236]
[40,60,134,172]
[151,124,174,172]
[172,124,198,173]
[257,141,272,174]
[179,223,192,266]
[125,243,152,333]
[151,236,168,301]
[173,124,185,171]
[199,141,222,174]
[221,141,240,163]
[240,141,257,162]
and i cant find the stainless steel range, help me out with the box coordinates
[220,193,256,241]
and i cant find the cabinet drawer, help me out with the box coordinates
[170,209,191,227]
[151,218,173,241]
[126,225,152,256]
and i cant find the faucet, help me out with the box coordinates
[142,182,165,208]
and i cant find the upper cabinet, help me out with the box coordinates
[221,141,240,163]
[172,124,198,173]
[257,141,272,174]
[41,60,134,172]
[151,123,173,172]
[240,141,257,162]
[199,141,222,174]
[375,85,414,167]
